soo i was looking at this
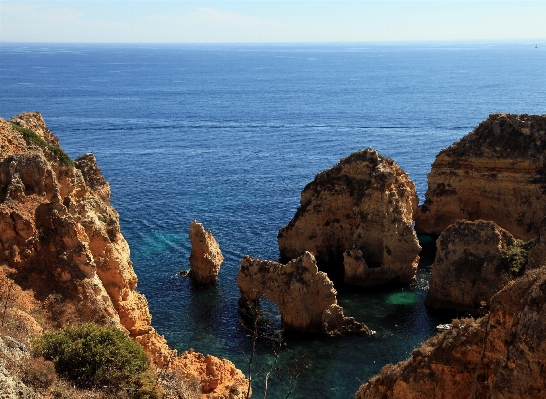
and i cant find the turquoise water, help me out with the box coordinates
[1,42,545,398]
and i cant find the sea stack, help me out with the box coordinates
[415,113,546,240]
[189,220,224,285]
[237,252,369,335]
[278,148,421,286]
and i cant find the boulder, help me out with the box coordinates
[278,148,420,286]
[426,220,533,313]
[237,251,368,335]
[189,220,224,285]
[415,113,546,240]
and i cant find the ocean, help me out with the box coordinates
[1,41,545,398]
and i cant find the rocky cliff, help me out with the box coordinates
[425,220,532,314]
[278,148,421,286]
[415,113,546,240]
[238,252,368,335]
[189,220,224,285]
[355,264,546,399]
[0,113,248,399]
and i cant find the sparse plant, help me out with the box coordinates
[9,122,74,167]
[239,301,309,399]
[499,239,534,275]
[20,356,58,389]
[0,274,17,327]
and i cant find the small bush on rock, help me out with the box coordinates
[20,356,57,389]
[32,323,159,398]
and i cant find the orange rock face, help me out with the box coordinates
[189,220,224,285]
[278,148,420,286]
[415,113,546,240]
[426,220,531,313]
[355,264,546,399]
[0,113,248,398]
[238,251,368,335]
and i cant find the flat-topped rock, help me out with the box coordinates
[416,113,546,240]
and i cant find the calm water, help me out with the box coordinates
[1,42,545,398]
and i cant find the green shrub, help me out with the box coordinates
[499,239,534,275]
[32,323,159,397]
[9,122,74,167]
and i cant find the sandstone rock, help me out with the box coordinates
[10,111,60,147]
[415,113,546,240]
[426,220,532,313]
[278,148,421,286]
[355,265,546,399]
[237,251,369,335]
[75,152,111,204]
[0,113,249,398]
[189,220,224,285]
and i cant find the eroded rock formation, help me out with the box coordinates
[0,113,248,398]
[237,251,369,335]
[189,220,223,285]
[355,265,546,399]
[415,113,546,240]
[278,148,421,286]
[426,220,533,313]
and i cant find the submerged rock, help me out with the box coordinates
[189,220,224,285]
[278,148,421,286]
[415,113,546,240]
[237,251,369,335]
[426,220,532,313]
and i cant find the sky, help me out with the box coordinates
[1,1,545,43]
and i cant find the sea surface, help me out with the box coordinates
[1,41,545,398]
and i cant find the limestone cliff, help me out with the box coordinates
[189,220,223,285]
[426,220,532,314]
[278,148,421,286]
[0,113,248,399]
[415,113,546,240]
[355,264,546,399]
[238,251,369,335]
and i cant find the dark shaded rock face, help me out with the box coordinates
[237,252,369,335]
[426,220,532,314]
[278,148,420,287]
[415,113,546,240]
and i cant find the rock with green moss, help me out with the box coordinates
[426,220,533,314]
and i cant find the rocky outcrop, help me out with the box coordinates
[189,220,223,285]
[278,148,421,286]
[355,265,546,399]
[415,113,546,240]
[237,251,369,335]
[426,220,533,313]
[0,114,248,398]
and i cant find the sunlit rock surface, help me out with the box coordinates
[278,148,420,286]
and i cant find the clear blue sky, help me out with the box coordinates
[1,1,545,43]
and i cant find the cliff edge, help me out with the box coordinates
[0,113,248,399]
[415,113,546,240]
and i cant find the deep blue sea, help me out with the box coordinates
[1,42,545,398]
